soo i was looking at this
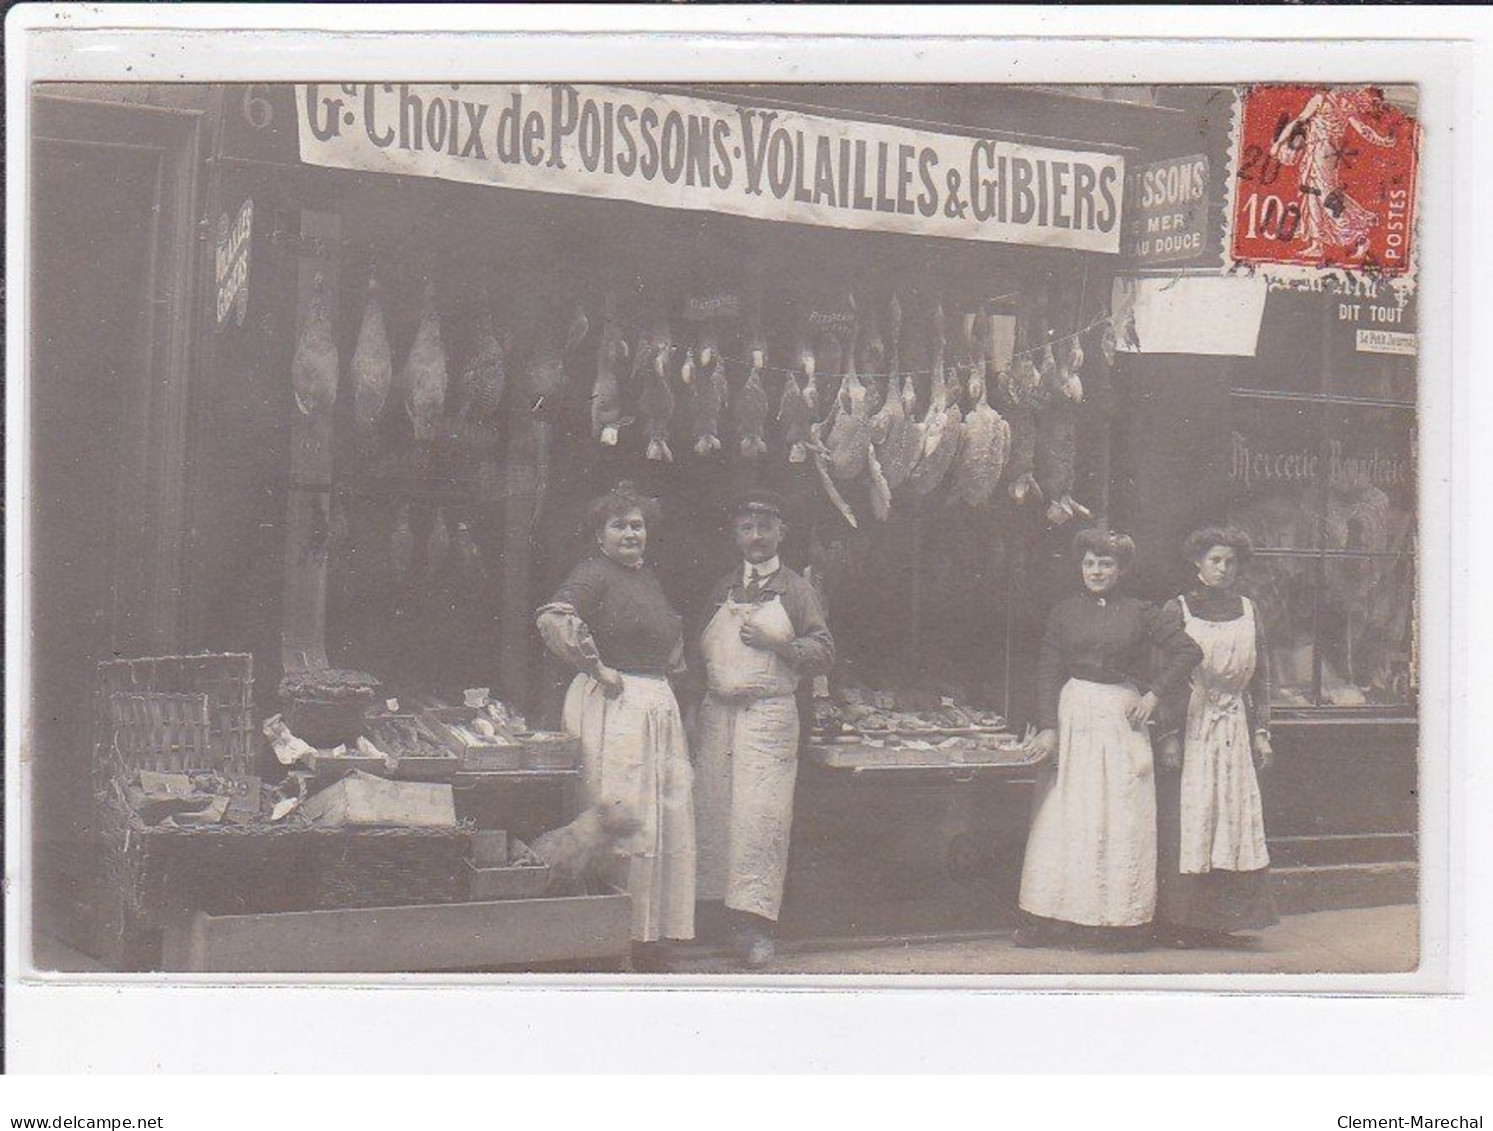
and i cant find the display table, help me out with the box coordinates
[777,741,1043,942]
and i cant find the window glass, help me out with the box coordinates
[1320,554,1416,708]
[1237,552,1318,708]
[1323,403,1416,553]
[1239,289,1325,394]
[1226,396,1324,550]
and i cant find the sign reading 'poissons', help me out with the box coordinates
[296,83,1125,253]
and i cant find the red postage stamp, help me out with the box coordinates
[1230,85,1418,275]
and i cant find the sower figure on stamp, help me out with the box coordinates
[689,489,834,969]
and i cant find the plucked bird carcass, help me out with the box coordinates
[292,270,339,417]
[351,272,392,434]
[907,349,965,497]
[1035,342,1090,526]
[591,309,633,446]
[690,346,729,457]
[530,799,642,896]
[513,300,590,530]
[459,293,511,425]
[779,339,816,463]
[798,331,824,416]
[952,367,1013,507]
[734,334,771,459]
[824,352,873,483]
[401,280,448,445]
[390,504,415,579]
[871,368,920,491]
[637,322,677,462]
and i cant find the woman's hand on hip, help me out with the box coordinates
[1126,690,1159,730]
[595,664,626,699]
[1253,733,1274,771]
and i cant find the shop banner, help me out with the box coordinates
[1125,154,1210,265]
[295,83,1125,252]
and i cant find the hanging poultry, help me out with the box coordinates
[778,334,815,463]
[907,303,965,497]
[689,337,729,457]
[590,304,632,447]
[637,320,677,463]
[824,346,872,483]
[1035,338,1090,527]
[292,270,339,417]
[351,271,392,435]
[401,279,448,446]
[390,504,415,580]
[871,366,919,492]
[459,289,511,425]
[512,296,590,531]
[952,337,1013,508]
[734,327,770,459]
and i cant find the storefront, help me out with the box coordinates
[29,80,1416,967]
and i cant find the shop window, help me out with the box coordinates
[1226,289,1416,714]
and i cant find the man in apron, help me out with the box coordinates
[691,489,834,968]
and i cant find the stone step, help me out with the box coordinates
[1271,861,1417,915]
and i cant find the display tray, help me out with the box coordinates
[160,889,632,973]
[823,725,1013,740]
[806,742,1046,774]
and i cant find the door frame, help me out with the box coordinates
[31,94,206,654]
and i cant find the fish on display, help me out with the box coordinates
[292,270,339,417]
[637,321,676,463]
[734,330,770,459]
[351,271,392,434]
[402,279,448,445]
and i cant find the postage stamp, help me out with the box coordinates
[1230,84,1418,276]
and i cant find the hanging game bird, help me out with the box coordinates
[402,280,448,445]
[351,272,392,433]
[292,270,339,417]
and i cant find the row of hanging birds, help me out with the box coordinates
[291,263,1114,533]
[292,265,589,531]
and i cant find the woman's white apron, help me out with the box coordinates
[693,594,801,921]
[1018,679,1158,927]
[1178,596,1270,874]
[562,672,695,941]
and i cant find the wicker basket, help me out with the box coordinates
[92,653,470,970]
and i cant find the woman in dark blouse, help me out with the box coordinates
[1154,526,1278,946]
[536,482,695,970]
[1016,528,1203,950]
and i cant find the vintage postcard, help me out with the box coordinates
[7,12,1472,1082]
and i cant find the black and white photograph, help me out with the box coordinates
[17,69,1432,984]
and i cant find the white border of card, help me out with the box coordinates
[6,4,1483,1076]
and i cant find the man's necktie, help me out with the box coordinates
[745,568,762,602]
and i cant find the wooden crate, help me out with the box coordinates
[160,890,632,972]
